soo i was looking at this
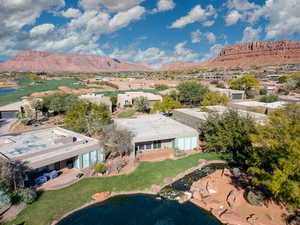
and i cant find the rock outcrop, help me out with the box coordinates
[160,40,300,71]
[0,51,153,72]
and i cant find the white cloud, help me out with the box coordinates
[169,4,216,28]
[110,41,199,68]
[250,0,300,40]
[191,30,202,43]
[30,24,55,36]
[109,6,145,31]
[152,0,175,13]
[203,20,215,27]
[62,8,81,18]
[202,44,224,60]
[241,26,261,43]
[205,32,216,44]
[227,0,259,11]
[79,0,144,12]
[225,10,242,26]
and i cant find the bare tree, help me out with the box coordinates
[103,124,135,158]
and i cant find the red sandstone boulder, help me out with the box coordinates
[219,210,248,225]
[151,185,161,193]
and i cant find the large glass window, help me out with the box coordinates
[90,151,97,164]
[153,141,161,149]
[82,153,90,169]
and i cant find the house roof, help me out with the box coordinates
[114,115,198,143]
[0,127,101,169]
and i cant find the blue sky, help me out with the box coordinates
[0,0,299,67]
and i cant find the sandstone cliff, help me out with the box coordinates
[160,40,300,71]
[0,51,153,72]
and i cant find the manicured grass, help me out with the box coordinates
[0,77,88,106]
[7,152,229,225]
[117,109,137,118]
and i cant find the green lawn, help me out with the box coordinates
[7,152,229,225]
[117,109,137,118]
[0,77,88,106]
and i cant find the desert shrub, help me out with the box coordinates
[93,163,107,174]
[246,190,265,206]
[216,82,226,88]
[154,84,168,91]
[259,88,267,95]
[19,188,37,204]
[259,94,278,103]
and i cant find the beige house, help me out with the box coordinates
[117,92,162,108]
[79,93,112,111]
[209,87,246,100]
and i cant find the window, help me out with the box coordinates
[153,141,161,149]
[146,143,152,150]
[82,153,90,169]
[90,151,97,164]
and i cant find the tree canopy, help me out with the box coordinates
[248,104,300,209]
[64,101,111,136]
[42,94,79,115]
[133,96,150,112]
[201,91,228,106]
[176,81,209,105]
[151,96,181,114]
[230,75,259,98]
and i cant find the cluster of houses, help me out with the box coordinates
[0,82,297,186]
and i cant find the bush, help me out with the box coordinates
[19,188,37,204]
[94,163,107,174]
[246,190,265,206]
[154,84,169,91]
[259,94,278,103]
[259,88,267,95]
[216,82,226,88]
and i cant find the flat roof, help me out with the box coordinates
[174,106,267,123]
[0,127,101,169]
[114,115,198,143]
[234,101,287,109]
[118,92,162,101]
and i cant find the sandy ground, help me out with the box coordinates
[190,169,289,225]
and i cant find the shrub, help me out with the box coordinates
[19,188,37,204]
[94,163,107,174]
[259,88,267,95]
[216,82,226,88]
[154,84,169,91]
[259,94,278,103]
[246,190,265,206]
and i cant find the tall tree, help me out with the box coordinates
[134,96,149,112]
[177,81,209,105]
[64,101,111,136]
[151,96,181,114]
[200,109,256,161]
[230,75,259,98]
[201,91,228,106]
[248,104,300,209]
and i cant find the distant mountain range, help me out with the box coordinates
[0,51,152,73]
[1,40,300,73]
[160,40,300,71]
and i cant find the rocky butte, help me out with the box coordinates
[0,51,153,72]
[160,40,300,71]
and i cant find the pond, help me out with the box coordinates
[0,89,16,94]
[57,194,222,225]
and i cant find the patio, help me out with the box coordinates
[37,168,82,191]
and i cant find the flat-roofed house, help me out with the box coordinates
[79,93,113,112]
[117,92,162,109]
[0,127,104,171]
[114,115,199,155]
[173,106,267,130]
[209,87,245,100]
